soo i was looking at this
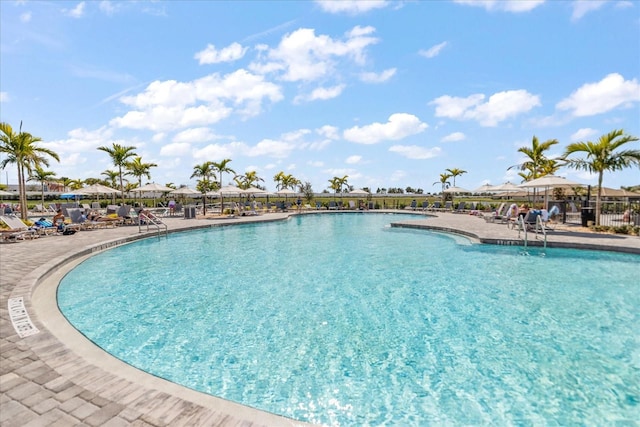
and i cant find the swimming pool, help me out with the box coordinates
[58,213,639,426]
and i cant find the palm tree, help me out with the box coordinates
[28,165,56,210]
[126,156,157,204]
[58,177,73,193]
[0,122,60,219]
[211,159,235,187]
[509,135,559,180]
[433,173,451,203]
[191,162,216,214]
[563,129,640,226]
[328,175,348,202]
[445,168,467,187]
[97,143,137,203]
[235,170,264,190]
[101,170,119,204]
[273,171,286,191]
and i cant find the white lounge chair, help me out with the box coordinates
[0,215,39,242]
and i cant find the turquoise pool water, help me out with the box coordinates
[58,213,639,426]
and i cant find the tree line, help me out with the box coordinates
[2,121,638,225]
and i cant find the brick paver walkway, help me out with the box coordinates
[1,211,638,426]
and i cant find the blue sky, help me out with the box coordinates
[1,0,639,193]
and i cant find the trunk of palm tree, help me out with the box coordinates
[596,171,604,226]
[18,164,28,220]
[41,182,45,211]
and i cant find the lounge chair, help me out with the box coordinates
[348,200,356,210]
[429,201,441,211]
[453,202,466,214]
[0,215,39,241]
[421,201,429,211]
[328,201,338,210]
[409,200,417,211]
[443,201,453,211]
[483,202,506,222]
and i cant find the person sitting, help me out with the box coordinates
[168,199,176,215]
[518,204,529,219]
[52,209,65,231]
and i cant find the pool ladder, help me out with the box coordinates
[138,213,168,239]
[517,216,547,250]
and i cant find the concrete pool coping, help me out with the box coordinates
[1,210,639,426]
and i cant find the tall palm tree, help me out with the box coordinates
[563,129,640,226]
[445,168,467,187]
[0,122,60,219]
[273,171,286,191]
[126,156,157,204]
[97,143,137,203]
[28,165,56,210]
[211,159,235,188]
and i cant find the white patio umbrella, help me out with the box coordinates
[349,188,369,196]
[169,187,200,196]
[0,189,13,196]
[519,175,584,208]
[82,183,119,194]
[208,185,246,214]
[133,182,175,193]
[491,182,521,193]
[473,184,496,194]
[443,186,471,194]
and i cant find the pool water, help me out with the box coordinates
[58,213,639,426]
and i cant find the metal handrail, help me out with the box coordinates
[137,212,168,238]
[536,215,547,249]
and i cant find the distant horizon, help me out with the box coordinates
[1,0,639,191]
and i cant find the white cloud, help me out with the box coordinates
[388,145,442,159]
[192,143,241,161]
[556,73,640,117]
[159,142,191,157]
[389,170,407,182]
[346,155,362,164]
[246,139,295,158]
[419,41,448,59]
[316,125,340,140]
[315,0,389,14]
[454,0,545,12]
[0,92,9,102]
[571,0,607,21]
[66,2,85,18]
[195,42,248,65]
[99,1,119,15]
[430,89,541,127]
[441,132,466,142]
[172,127,218,143]
[250,26,379,82]
[570,128,598,141]
[111,70,282,131]
[359,68,396,83]
[308,160,324,167]
[20,12,31,22]
[294,84,346,103]
[343,113,428,144]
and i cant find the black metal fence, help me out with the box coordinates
[547,199,640,227]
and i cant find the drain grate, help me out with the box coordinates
[8,297,40,338]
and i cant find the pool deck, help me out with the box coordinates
[1,210,638,427]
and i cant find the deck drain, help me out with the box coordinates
[8,297,40,338]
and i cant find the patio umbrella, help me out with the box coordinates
[276,188,296,202]
[209,185,246,214]
[132,182,174,207]
[0,189,13,196]
[82,183,119,194]
[491,182,521,193]
[349,188,369,196]
[169,187,200,196]
[473,183,496,194]
[133,182,175,193]
[443,186,471,194]
[519,175,583,208]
